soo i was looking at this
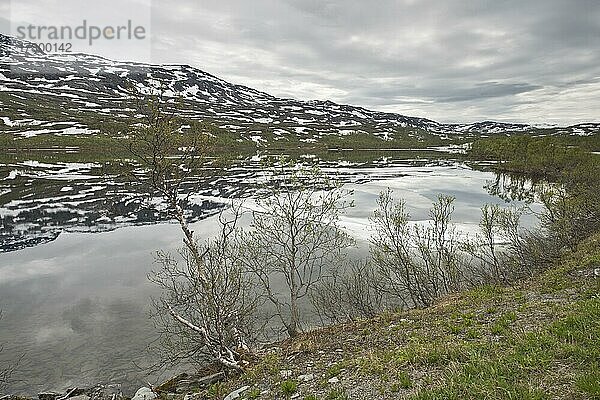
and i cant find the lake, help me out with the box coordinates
[0,152,534,394]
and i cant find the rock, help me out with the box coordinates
[328,377,340,384]
[68,396,90,400]
[131,388,157,400]
[280,370,293,379]
[223,386,249,400]
[298,373,314,382]
[39,393,60,400]
[60,388,86,400]
[86,384,123,400]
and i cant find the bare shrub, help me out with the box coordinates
[0,357,11,392]
[125,87,209,253]
[126,90,259,372]
[538,185,597,252]
[239,168,354,337]
[311,259,384,324]
[370,190,465,308]
[461,204,511,283]
[149,205,260,371]
[496,205,559,278]
[461,203,556,283]
[412,194,464,296]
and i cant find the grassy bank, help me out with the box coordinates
[157,233,599,400]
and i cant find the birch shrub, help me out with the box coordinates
[239,168,354,337]
[371,190,465,309]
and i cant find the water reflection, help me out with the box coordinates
[484,172,542,203]
[0,157,534,395]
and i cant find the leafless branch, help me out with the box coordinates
[239,166,354,337]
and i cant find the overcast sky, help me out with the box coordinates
[3,0,600,125]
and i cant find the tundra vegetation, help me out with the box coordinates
[126,90,599,399]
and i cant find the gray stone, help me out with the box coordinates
[68,396,90,400]
[223,386,249,400]
[131,388,157,400]
[60,388,86,399]
[280,370,293,379]
[298,374,314,382]
[87,384,123,400]
[39,393,60,400]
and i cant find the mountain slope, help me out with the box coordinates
[2,34,598,141]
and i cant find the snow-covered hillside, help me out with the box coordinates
[2,34,597,139]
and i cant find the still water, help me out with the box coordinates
[0,155,530,394]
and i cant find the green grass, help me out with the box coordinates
[207,381,228,399]
[324,389,349,400]
[391,371,412,391]
[411,296,599,399]
[326,363,343,379]
[575,366,600,399]
[280,380,298,397]
[231,232,600,399]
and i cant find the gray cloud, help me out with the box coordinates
[437,82,544,103]
[145,0,600,124]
